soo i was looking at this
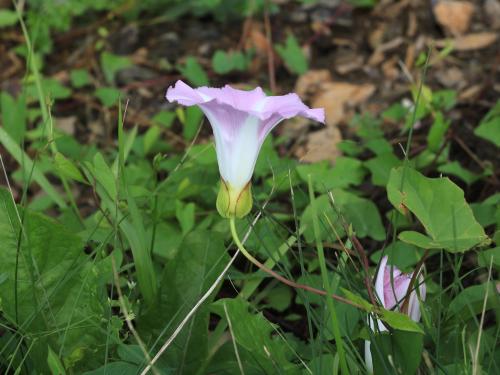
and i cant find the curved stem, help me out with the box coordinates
[229,218,365,310]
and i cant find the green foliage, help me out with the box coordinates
[474,100,500,147]
[212,49,252,74]
[177,56,209,86]
[387,167,489,252]
[275,34,308,75]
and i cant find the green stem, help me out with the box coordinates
[307,176,348,375]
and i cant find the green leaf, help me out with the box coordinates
[297,157,366,191]
[0,126,66,208]
[275,34,308,74]
[100,52,132,84]
[447,282,498,321]
[54,152,86,184]
[178,56,209,86]
[0,9,18,27]
[211,298,297,372]
[365,152,401,186]
[183,106,203,140]
[94,87,121,107]
[427,111,450,152]
[90,152,117,200]
[477,247,500,269]
[379,309,424,333]
[0,91,27,143]
[301,190,385,242]
[474,100,500,147]
[47,346,67,375]
[152,110,176,128]
[175,201,196,236]
[438,161,480,185]
[82,362,139,375]
[70,69,91,88]
[212,49,250,74]
[0,188,116,371]
[26,78,72,100]
[387,167,489,252]
[143,125,161,154]
[371,330,423,375]
[141,230,229,372]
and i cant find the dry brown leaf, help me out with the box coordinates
[435,32,498,50]
[433,1,475,36]
[55,117,77,135]
[484,0,500,29]
[312,82,376,127]
[295,69,332,98]
[301,126,342,164]
[435,66,465,88]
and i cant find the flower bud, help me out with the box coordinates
[216,180,252,219]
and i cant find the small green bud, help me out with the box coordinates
[216,179,252,219]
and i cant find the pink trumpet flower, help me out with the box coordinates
[166,80,324,218]
[365,256,426,373]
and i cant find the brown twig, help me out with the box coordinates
[401,249,429,314]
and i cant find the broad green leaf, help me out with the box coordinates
[447,282,498,321]
[365,152,401,186]
[275,34,308,74]
[178,56,209,86]
[474,100,500,147]
[370,241,423,271]
[54,152,87,184]
[371,330,423,375]
[387,167,489,252]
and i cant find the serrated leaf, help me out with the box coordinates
[387,167,489,252]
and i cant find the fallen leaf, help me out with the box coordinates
[435,66,465,88]
[311,82,376,127]
[484,0,500,29]
[55,116,77,135]
[433,1,475,36]
[301,126,342,164]
[295,69,332,98]
[435,32,498,50]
